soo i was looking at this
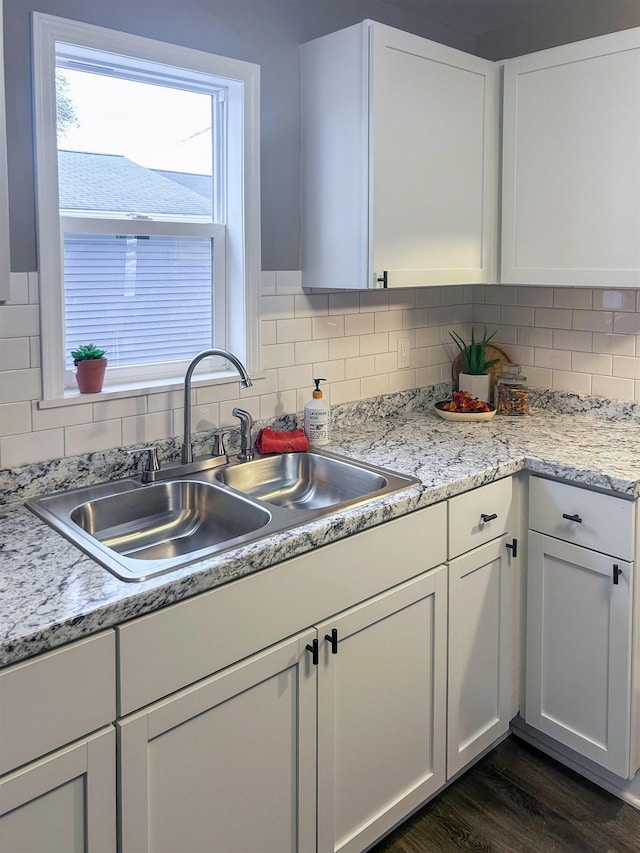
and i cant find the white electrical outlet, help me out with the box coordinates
[397,337,410,369]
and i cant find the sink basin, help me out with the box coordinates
[27,478,272,582]
[70,480,270,561]
[215,451,391,510]
[27,449,419,583]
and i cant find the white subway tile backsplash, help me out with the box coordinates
[612,355,640,380]
[329,292,360,315]
[516,286,554,307]
[535,307,572,329]
[0,402,31,436]
[571,351,611,375]
[328,336,360,360]
[343,313,373,337]
[360,332,389,356]
[613,312,640,335]
[1,427,63,467]
[294,293,329,317]
[122,410,174,446]
[573,310,614,332]
[261,343,295,370]
[553,329,592,351]
[0,338,30,370]
[552,369,591,395]
[276,317,312,344]
[261,294,295,320]
[7,272,29,305]
[65,419,122,456]
[374,310,403,333]
[0,368,41,403]
[535,348,572,370]
[592,333,635,356]
[593,290,636,312]
[517,327,553,348]
[553,288,592,309]
[313,315,346,339]
[13,271,640,470]
[592,375,634,401]
[0,305,40,338]
[345,355,375,380]
[275,270,303,294]
[294,339,329,365]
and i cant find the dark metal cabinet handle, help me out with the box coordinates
[325,628,339,654]
[481,513,498,523]
[306,639,319,665]
[562,513,583,523]
[613,564,622,585]
[506,539,518,559]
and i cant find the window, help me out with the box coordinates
[33,14,260,398]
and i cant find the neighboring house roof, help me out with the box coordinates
[58,150,212,216]
[152,169,213,200]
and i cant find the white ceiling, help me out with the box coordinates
[379,0,604,36]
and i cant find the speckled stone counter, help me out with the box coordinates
[2,388,640,668]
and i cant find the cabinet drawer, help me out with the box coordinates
[0,631,116,775]
[529,477,634,561]
[118,502,447,714]
[448,477,512,559]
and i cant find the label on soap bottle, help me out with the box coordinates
[304,407,329,446]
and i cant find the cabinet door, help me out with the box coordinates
[301,21,497,290]
[371,24,498,287]
[502,29,640,287]
[316,567,448,853]
[0,726,116,853]
[526,532,633,777]
[448,536,515,778]
[119,631,317,853]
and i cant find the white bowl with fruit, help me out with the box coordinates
[435,390,496,422]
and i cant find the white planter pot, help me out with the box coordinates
[458,372,491,403]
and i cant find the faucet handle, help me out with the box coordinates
[212,429,233,458]
[127,445,161,479]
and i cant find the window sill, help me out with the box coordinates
[37,370,264,410]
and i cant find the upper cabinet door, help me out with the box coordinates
[301,21,498,290]
[502,29,640,287]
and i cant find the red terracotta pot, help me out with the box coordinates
[75,358,107,393]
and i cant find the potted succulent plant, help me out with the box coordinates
[449,327,499,403]
[71,343,107,393]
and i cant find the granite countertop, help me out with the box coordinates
[2,398,640,669]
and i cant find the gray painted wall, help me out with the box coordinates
[3,0,474,273]
[4,0,640,272]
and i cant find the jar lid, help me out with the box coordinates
[499,363,527,383]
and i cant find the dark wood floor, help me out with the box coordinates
[370,736,640,853]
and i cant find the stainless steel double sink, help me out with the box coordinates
[27,450,419,582]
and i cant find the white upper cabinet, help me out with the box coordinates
[301,20,498,289]
[502,28,640,287]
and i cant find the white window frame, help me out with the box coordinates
[32,13,261,401]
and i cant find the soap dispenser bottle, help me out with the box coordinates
[304,378,329,446]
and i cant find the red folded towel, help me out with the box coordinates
[256,428,309,454]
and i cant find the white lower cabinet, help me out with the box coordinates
[118,567,447,853]
[526,531,635,778]
[0,727,116,853]
[316,568,447,853]
[447,535,515,778]
[119,631,317,853]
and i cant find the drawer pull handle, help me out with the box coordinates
[506,538,518,559]
[481,513,498,523]
[306,639,319,665]
[613,564,622,585]
[562,513,583,524]
[325,628,339,654]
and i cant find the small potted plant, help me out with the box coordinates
[449,327,499,403]
[71,343,107,393]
